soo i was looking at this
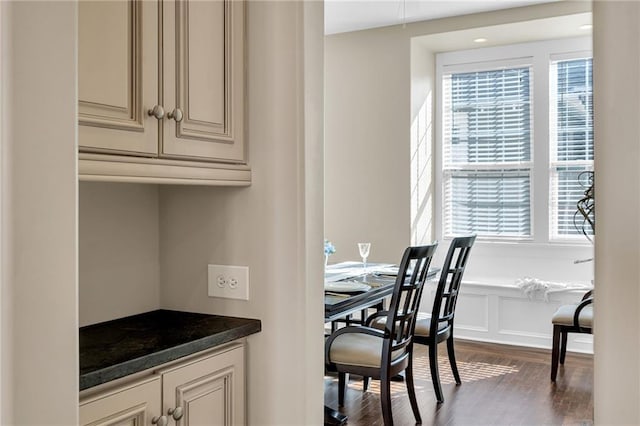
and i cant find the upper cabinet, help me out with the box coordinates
[162,0,244,162]
[79,0,158,156]
[78,0,249,185]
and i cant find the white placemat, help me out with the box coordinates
[324,280,371,293]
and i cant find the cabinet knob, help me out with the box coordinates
[168,108,184,123]
[147,105,165,120]
[168,406,184,420]
[151,415,169,426]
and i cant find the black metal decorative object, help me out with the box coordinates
[574,170,595,241]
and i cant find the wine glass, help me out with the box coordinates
[358,242,371,275]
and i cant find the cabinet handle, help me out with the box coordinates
[168,406,184,421]
[147,105,165,120]
[151,415,169,426]
[167,108,184,123]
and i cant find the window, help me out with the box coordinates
[437,40,593,244]
[550,57,594,239]
[442,66,533,238]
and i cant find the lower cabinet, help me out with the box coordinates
[159,344,245,426]
[80,376,161,426]
[80,342,245,426]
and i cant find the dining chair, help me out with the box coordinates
[550,289,593,381]
[324,243,438,426]
[368,235,476,403]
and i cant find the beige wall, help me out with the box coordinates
[593,1,640,423]
[0,0,322,424]
[77,1,324,423]
[158,2,324,425]
[1,1,78,424]
[324,29,412,264]
[79,182,160,326]
[302,0,326,418]
[409,41,436,246]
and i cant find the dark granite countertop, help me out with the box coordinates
[79,310,261,390]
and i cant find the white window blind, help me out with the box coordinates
[443,66,533,238]
[549,58,593,239]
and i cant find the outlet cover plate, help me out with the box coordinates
[208,264,249,300]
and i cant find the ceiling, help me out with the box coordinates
[413,11,591,52]
[325,0,561,35]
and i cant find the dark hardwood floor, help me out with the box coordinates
[324,340,593,425]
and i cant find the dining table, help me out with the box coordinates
[324,262,440,322]
[323,261,440,425]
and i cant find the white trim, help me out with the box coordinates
[0,1,4,421]
[436,36,592,244]
[423,278,593,354]
[441,56,533,74]
[550,50,593,62]
[78,153,251,186]
[435,36,593,285]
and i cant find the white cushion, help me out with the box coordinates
[328,332,404,368]
[552,303,593,328]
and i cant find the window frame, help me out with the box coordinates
[441,59,535,240]
[548,52,594,241]
[435,37,592,247]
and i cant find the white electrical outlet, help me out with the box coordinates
[208,264,249,300]
[217,275,226,288]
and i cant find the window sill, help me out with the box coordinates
[459,278,592,290]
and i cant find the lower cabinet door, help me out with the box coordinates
[80,376,162,426]
[160,345,245,426]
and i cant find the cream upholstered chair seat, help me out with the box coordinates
[551,290,593,381]
[327,332,405,368]
[552,304,593,328]
[414,314,450,337]
[370,312,449,338]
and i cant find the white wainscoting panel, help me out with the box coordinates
[454,293,489,332]
[421,280,593,354]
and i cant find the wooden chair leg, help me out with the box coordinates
[429,344,444,403]
[363,376,370,392]
[560,330,568,365]
[338,372,347,406]
[380,372,394,426]
[551,325,561,382]
[446,336,461,385]
[405,356,422,424]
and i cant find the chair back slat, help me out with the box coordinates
[430,236,476,339]
[382,244,438,358]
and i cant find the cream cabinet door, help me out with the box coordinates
[160,346,245,426]
[80,376,162,426]
[161,0,245,163]
[78,0,159,156]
